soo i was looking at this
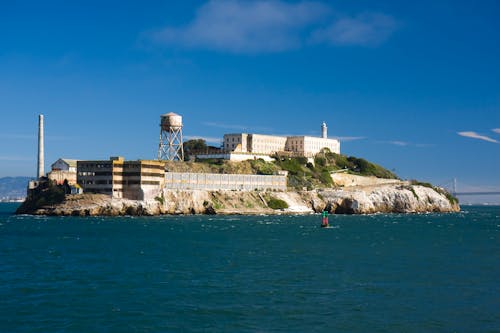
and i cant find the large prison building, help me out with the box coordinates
[223,133,340,158]
[218,122,340,160]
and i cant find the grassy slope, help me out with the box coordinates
[167,151,398,190]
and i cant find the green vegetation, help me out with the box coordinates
[249,158,279,175]
[183,139,208,161]
[274,156,314,190]
[316,150,398,179]
[171,145,399,190]
[273,150,397,190]
[408,186,419,200]
[266,196,289,210]
[154,195,164,205]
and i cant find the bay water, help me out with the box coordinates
[1,203,498,332]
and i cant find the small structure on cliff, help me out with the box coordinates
[47,158,78,185]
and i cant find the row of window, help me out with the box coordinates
[78,163,164,170]
[78,180,113,185]
[226,137,241,143]
[78,163,112,169]
[80,180,160,186]
[78,172,164,178]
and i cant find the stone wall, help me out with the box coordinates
[164,172,287,191]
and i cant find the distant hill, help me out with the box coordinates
[0,177,31,200]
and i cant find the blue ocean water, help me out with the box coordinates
[0,203,499,333]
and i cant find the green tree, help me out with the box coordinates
[183,139,208,160]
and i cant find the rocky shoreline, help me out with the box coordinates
[16,183,460,216]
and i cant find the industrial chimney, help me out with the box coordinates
[37,114,45,179]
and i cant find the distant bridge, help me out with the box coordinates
[440,178,500,196]
[455,191,500,196]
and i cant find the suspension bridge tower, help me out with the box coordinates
[158,112,184,161]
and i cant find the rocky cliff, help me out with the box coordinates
[17,182,459,216]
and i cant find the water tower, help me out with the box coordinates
[158,112,184,161]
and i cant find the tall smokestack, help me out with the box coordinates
[37,114,44,179]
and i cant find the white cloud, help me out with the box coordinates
[149,1,396,53]
[152,0,328,53]
[310,13,396,46]
[458,131,499,144]
[492,128,500,134]
[337,136,365,141]
[388,140,409,146]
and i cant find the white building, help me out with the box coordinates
[285,136,340,158]
[223,133,288,155]
[217,122,340,159]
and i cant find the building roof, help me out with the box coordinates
[52,158,78,168]
[161,112,180,117]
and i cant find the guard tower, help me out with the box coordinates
[158,112,184,161]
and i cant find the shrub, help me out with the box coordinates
[319,170,333,186]
[250,159,278,175]
[267,197,289,210]
[315,156,326,167]
[155,195,165,205]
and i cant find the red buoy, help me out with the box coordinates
[321,210,329,228]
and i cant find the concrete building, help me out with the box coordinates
[223,133,288,155]
[215,122,340,160]
[285,136,340,158]
[77,157,166,200]
[48,158,78,185]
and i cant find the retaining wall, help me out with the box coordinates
[164,172,287,191]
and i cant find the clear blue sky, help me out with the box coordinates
[1,0,499,196]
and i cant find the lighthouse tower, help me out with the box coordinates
[321,121,327,139]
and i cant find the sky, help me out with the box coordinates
[0,0,499,201]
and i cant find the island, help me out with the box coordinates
[16,151,459,216]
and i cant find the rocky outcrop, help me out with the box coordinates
[319,185,460,214]
[17,183,459,216]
